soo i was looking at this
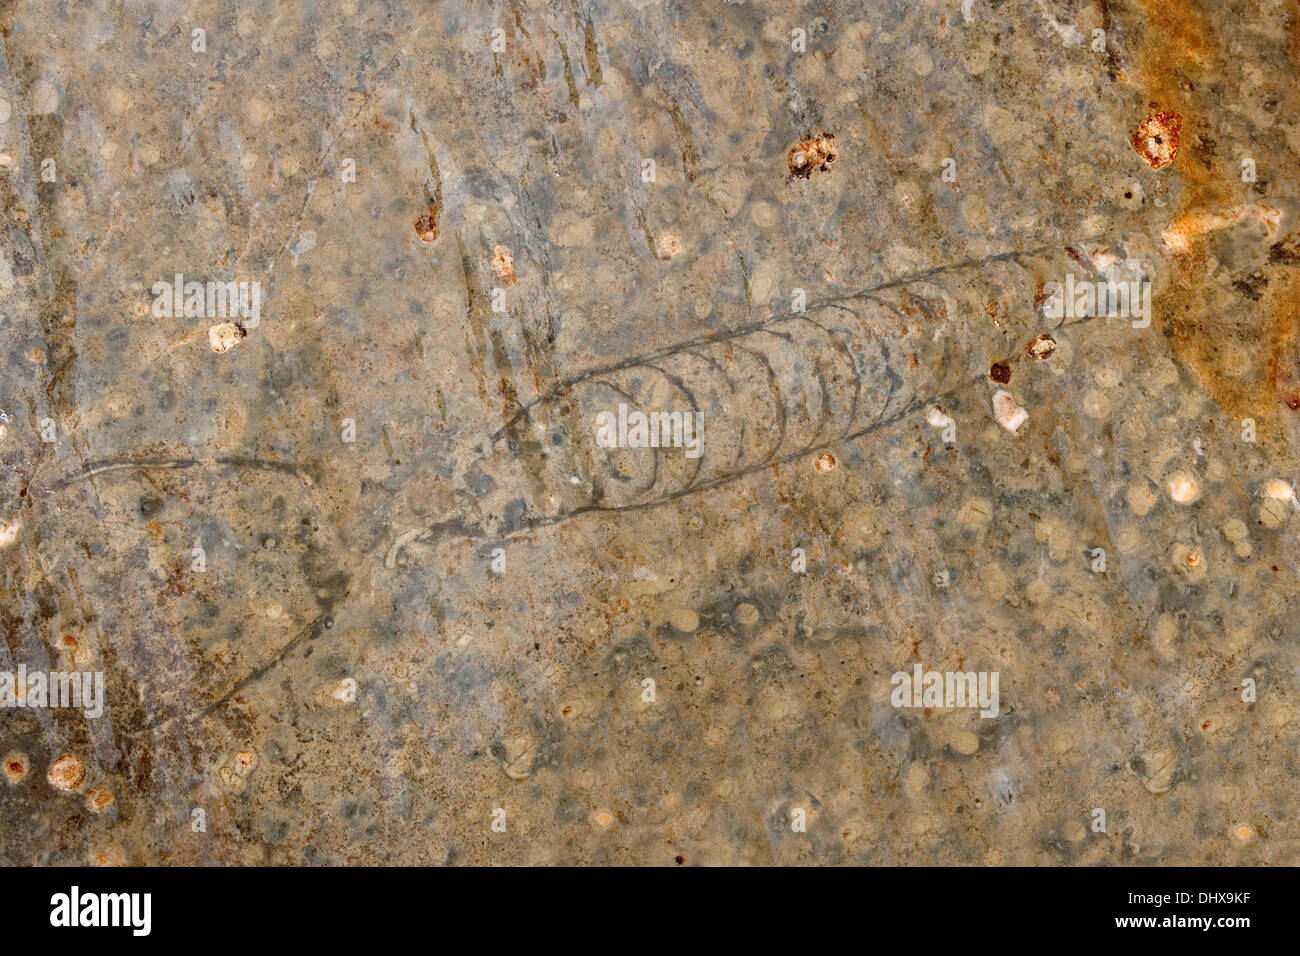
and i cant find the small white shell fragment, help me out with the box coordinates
[1230,823,1256,843]
[926,404,953,429]
[491,245,514,284]
[1262,479,1294,503]
[0,518,20,548]
[991,390,1028,433]
[1167,472,1201,505]
[208,321,245,353]
[1025,333,1057,359]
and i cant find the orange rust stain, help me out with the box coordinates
[787,133,837,179]
[1127,1,1228,206]
[1292,0,1300,62]
[1268,286,1300,410]
[414,211,439,243]
[1159,8,1212,66]
[1131,109,1182,170]
[1125,0,1300,436]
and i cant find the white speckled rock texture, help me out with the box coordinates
[0,0,1297,865]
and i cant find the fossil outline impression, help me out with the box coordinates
[460,243,1146,540]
